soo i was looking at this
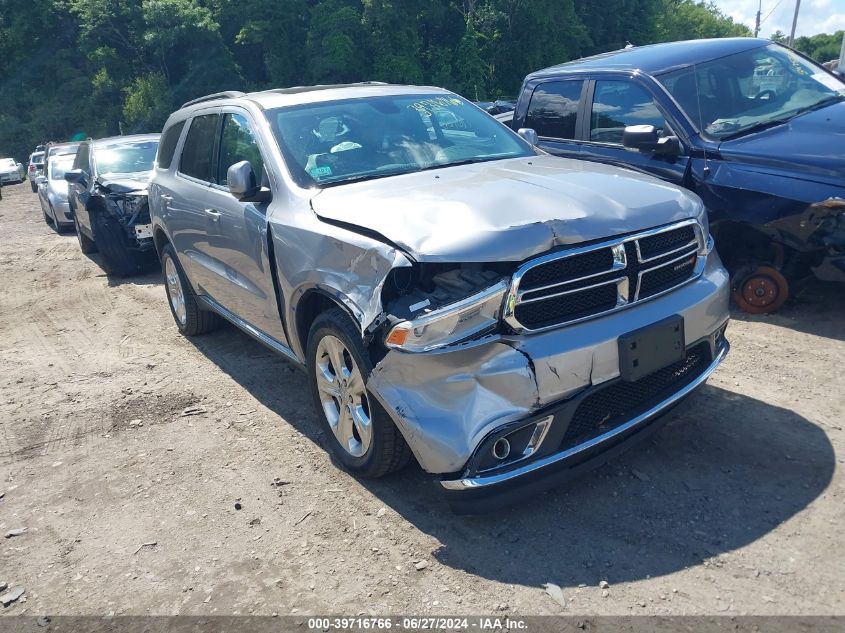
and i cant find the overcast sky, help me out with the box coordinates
[711,0,845,38]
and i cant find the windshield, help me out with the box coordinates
[1,159,17,168]
[266,93,532,187]
[49,156,75,180]
[48,144,78,157]
[31,153,44,165]
[658,43,845,140]
[94,140,159,176]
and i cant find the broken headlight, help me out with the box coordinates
[385,280,508,352]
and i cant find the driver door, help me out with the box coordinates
[579,79,690,185]
[203,110,285,343]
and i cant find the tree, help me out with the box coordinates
[307,0,367,83]
[655,0,751,42]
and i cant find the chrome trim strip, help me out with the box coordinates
[636,237,700,264]
[504,219,705,334]
[439,342,728,491]
[634,246,700,301]
[198,295,302,366]
[519,276,624,305]
[516,244,628,297]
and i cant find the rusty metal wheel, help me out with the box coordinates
[732,265,789,314]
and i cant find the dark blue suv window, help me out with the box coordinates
[589,80,665,144]
[525,81,584,140]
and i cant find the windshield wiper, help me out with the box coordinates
[720,118,793,141]
[319,169,411,188]
[418,154,516,173]
[801,94,845,114]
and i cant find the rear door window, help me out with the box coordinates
[525,81,584,139]
[217,113,265,186]
[179,114,219,183]
[158,120,185,170]
[589,80,666,144]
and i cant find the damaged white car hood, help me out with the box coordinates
[311,154,703,263]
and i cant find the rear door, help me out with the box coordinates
[579,78,690,184]
[202,109,285,342]
[525,79,587,159]
[171,112,220,294]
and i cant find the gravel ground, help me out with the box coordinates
[0,181,843,616]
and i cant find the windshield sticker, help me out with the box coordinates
[309,165,333,178]
[407,96,464,116]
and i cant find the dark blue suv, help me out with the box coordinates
[509,38,845,313]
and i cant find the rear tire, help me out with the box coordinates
[160,243,220,336]
[90,210,149,277]
[73,214,97,254]
[307,307,411,478]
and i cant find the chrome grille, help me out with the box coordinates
[504,221,706,332]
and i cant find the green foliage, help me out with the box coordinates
[790,31,845,63]
[0,0,814,164]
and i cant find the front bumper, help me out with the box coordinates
[53,201,72,224]
[367,249,730,486]
[440,337,727,512]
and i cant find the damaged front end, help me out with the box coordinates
[97,178,155,252]
[362,221,730,508]
[777,197,845,282]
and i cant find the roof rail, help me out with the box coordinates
[181,91,246,109]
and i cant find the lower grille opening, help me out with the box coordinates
[559,342,711,451]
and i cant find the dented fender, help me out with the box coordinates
[367,337,540,474]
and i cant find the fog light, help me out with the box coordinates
[492,437,511,461]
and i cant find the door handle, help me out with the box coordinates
[160,194,173,202]
[205,208,221,221]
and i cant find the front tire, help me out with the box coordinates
[307,308,411,478]
[161,243,219,336]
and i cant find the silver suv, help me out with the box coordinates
[149,84,730,510]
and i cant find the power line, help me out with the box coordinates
[760,0,785,27]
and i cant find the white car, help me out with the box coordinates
[0,158,25,184]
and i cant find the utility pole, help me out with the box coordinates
[788,0,801,47]
[839,31,845,70]
[754,0,761,38]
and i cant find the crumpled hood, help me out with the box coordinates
[311,154,702,262]
[97,171,151,195]
[717,101,845,186]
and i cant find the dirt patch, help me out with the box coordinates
[0,181,843,616]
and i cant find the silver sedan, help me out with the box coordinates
[38,153,77,232]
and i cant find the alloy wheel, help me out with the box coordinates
[165,256,187,326]
[314,335,372,458]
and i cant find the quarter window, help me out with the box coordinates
[589,81,665,144]
[525,81,584,139]
[217,113,265,186]
[158,121,185,170]
[179,114,219,182]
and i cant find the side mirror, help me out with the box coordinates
[517,128,539,146]
[35,176,47,185]
[64,169,87,187]
[623,125,680,156]
[227,160,270,203]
